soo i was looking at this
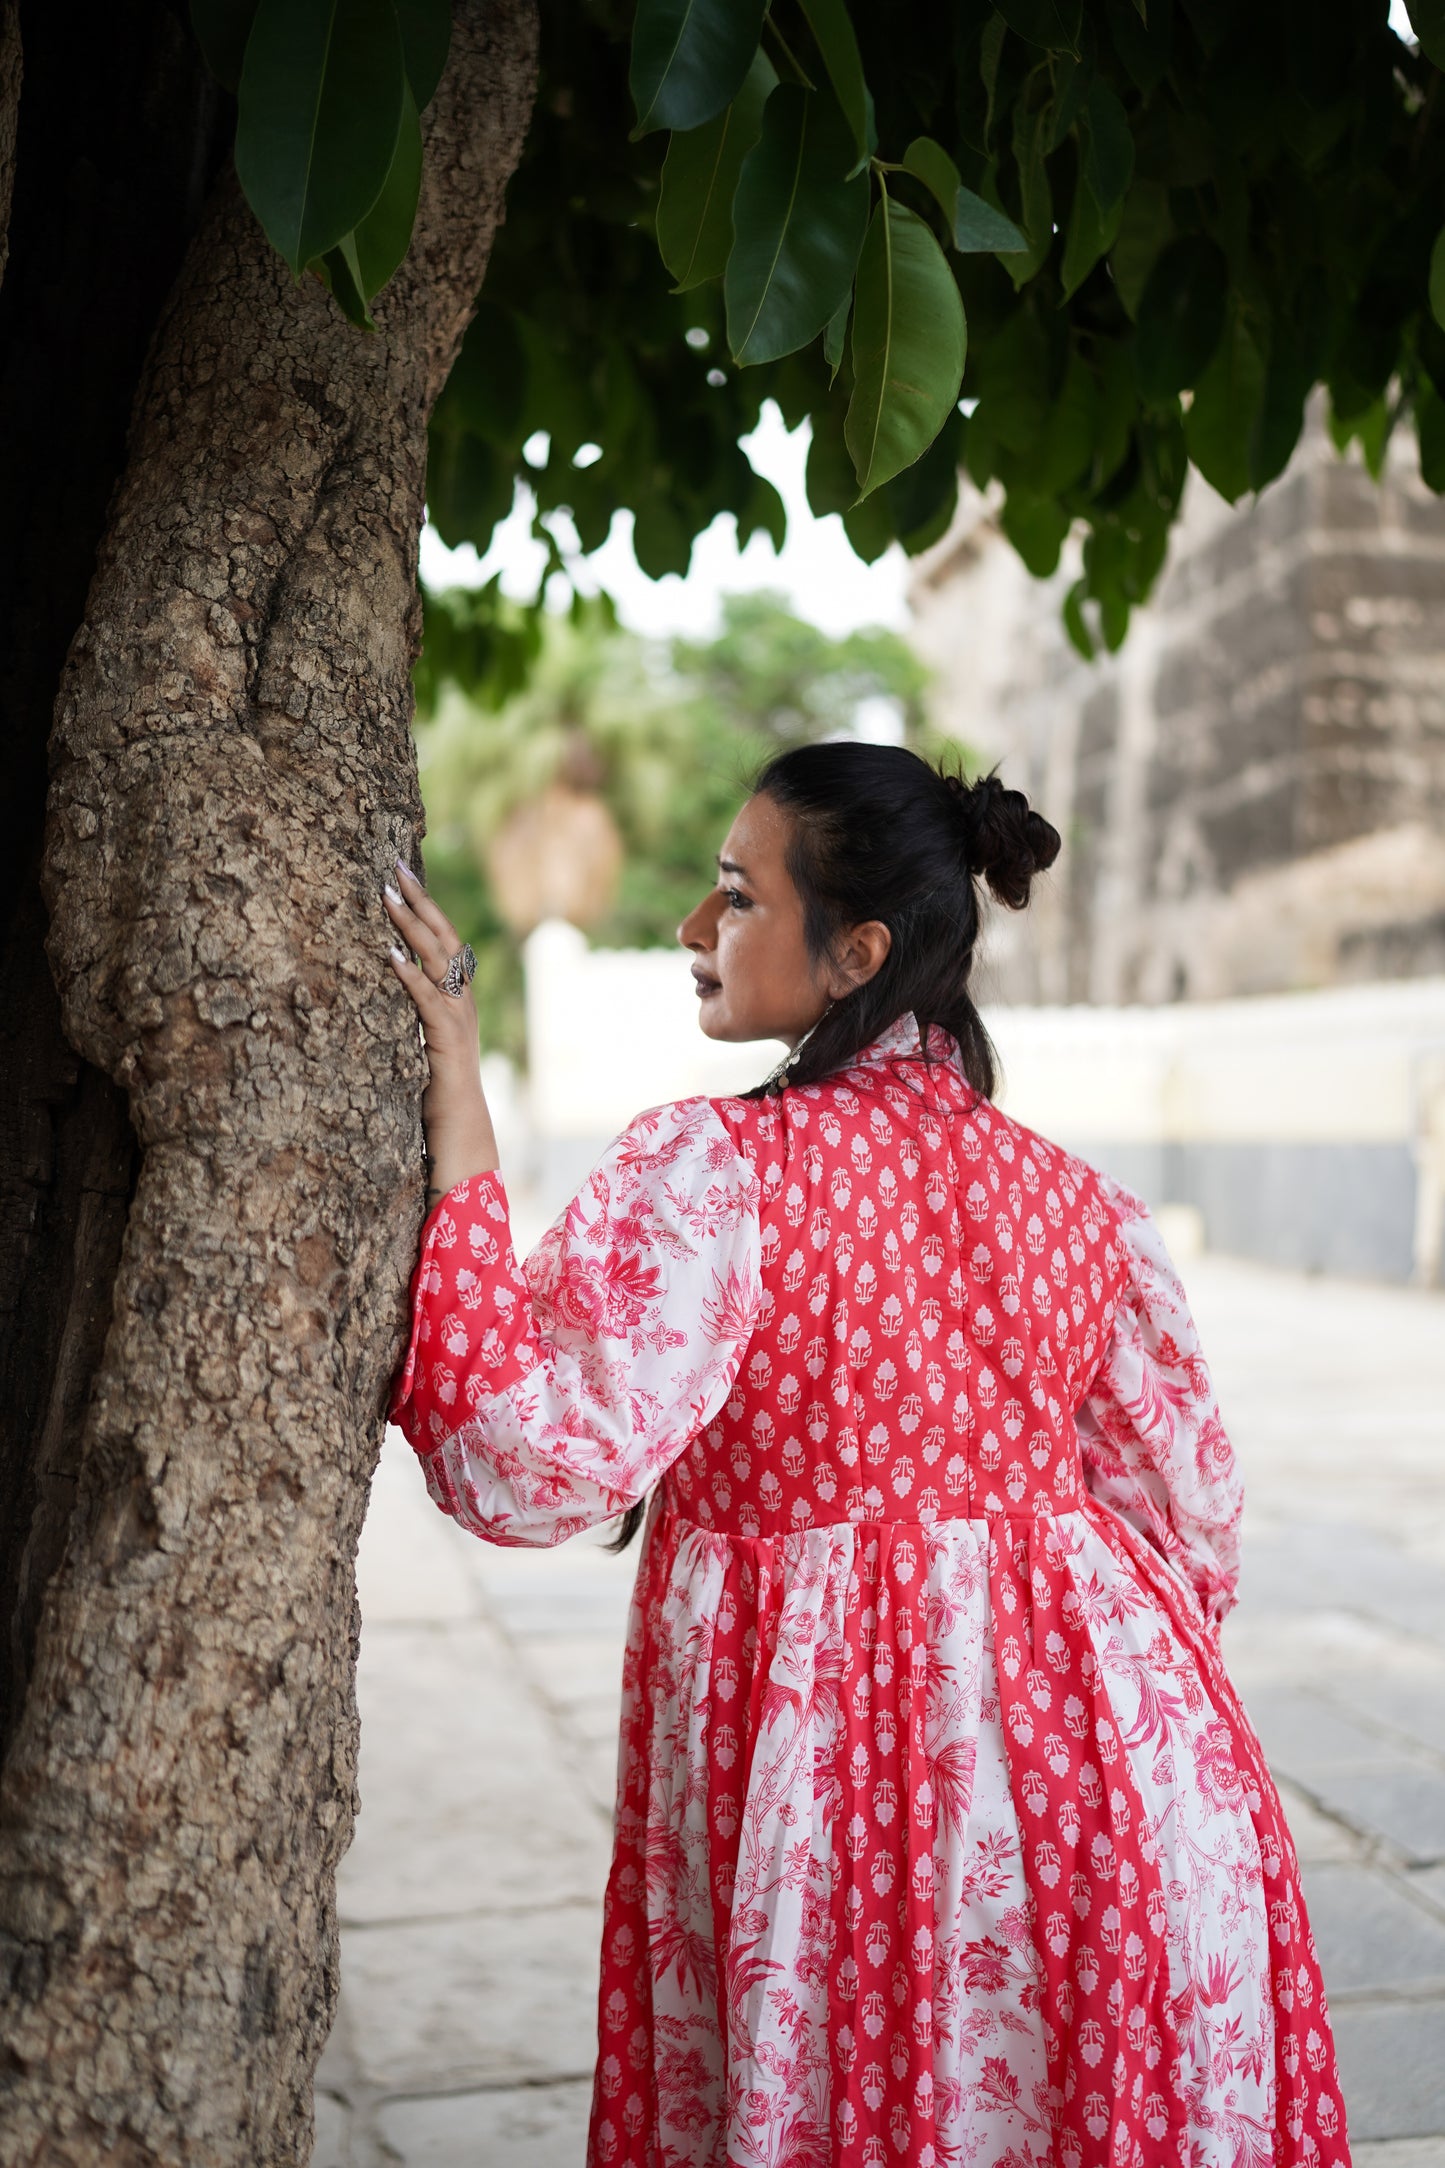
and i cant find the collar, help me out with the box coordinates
[840,1011,964,1077]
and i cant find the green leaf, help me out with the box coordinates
[657,49,776,291]
[956,185,1027,253]
[845,197,968,497]
[1430,226,1445,335]
[1109,179,1172,319]
[1248,268,1329,491]
[427,429,514,552]
[1091,337,1135,485]
[1045,52,1089,151]
[353,78,422,299]
[842,490,895,562]
[1082,79,1133,216]
[190,0,258,91]
[799,0,874,166]
[973,302,1049,453]
[1000,490,1070,574]
[902,138,1027,252]
[1416,383,1445,492]
[394,0,451,108]
[884,409,962,552]
[1405,0,1445,69]
[633,494,695,577]
[1134,234,1227,400]
[236,0,406,275]
[630,0,767,136]
[725,84,869,366]
[1062,577,1096,660]
[1061,169,1123,298]
[1033,348,1097,493]
[805,407,855,516]
[1006,87,1054,286]
[993,0,1082,52]
[1106,0,1173,96]
[901,136,959,225]
[737,469,787,549]
[441,301,531,447]
[824,291,850,379]
[1099,586,1130,651]
[1184,302,1265,503]
[316,232,374,329]
[1354,393,1394,481]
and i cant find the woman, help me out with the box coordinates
[385,746,1345,2168]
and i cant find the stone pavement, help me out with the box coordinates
[314,1257,1445,2167]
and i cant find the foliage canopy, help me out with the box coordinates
[196,0,1445,654]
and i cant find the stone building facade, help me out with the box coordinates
[905,412,1445,1282]
[909,409,1445,1009]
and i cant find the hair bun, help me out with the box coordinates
[943,770,1061,909]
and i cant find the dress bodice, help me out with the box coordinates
[662,1033,1127,1540]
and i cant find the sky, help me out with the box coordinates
[418,403,913,643]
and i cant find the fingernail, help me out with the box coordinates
[395,856,415,880]
[384,883,402,905]
[389,946,407,963]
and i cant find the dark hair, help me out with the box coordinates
[746,743,1059,1099]
[607,744,1058,1553]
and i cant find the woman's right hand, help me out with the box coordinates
[384,860,500,1197]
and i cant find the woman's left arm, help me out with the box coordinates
[391,1100,762,1545]
[384,858,500,1199]
[384,866,762,1546]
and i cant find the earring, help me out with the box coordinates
[763,1001,836,1091]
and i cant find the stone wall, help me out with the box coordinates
[909,409,1445,1007]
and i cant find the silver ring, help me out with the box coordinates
[439,943,476,998]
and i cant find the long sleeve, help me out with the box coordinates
[390,1096,762,1546]
[1076,1174,1243,1629]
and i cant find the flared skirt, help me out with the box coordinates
[588,1503,1345,2168]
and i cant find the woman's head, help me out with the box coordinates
[676,744,1060,1096]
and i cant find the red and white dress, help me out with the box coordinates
[393,1016,1346,2168]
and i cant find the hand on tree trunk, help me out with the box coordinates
[386,858,500,1197]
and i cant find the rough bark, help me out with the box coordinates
[0,3,538,2160]
[0,0,223,1769]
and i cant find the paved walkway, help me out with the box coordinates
[314,1257,1445,2167]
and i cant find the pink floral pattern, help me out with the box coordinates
[393,1016,1345,2166]
[394,1096,762,1545]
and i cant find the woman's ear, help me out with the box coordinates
[830,919,892,995]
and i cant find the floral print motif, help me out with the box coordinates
[394,1096,762,1545]
[393,1016,1345,2166]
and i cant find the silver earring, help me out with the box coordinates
[763,1001,835,1091]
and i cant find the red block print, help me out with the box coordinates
[393,1016,1344,2166]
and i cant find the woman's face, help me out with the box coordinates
[677,794,889,1046]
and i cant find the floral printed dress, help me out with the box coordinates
[392,1016,1346,2168]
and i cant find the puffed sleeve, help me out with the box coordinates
[390,1096,762,1546]
[1075,1175,1243,1630]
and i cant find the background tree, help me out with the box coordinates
[3,0,1445,2159]
[416,588,937,1058]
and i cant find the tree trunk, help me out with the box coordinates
[0,5,538,2162]
[0,0,224,1774]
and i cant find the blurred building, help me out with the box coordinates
[892,410,1445,1286]
[909,412,1445,1010]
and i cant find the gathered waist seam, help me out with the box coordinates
[655,1501,1094,1544]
